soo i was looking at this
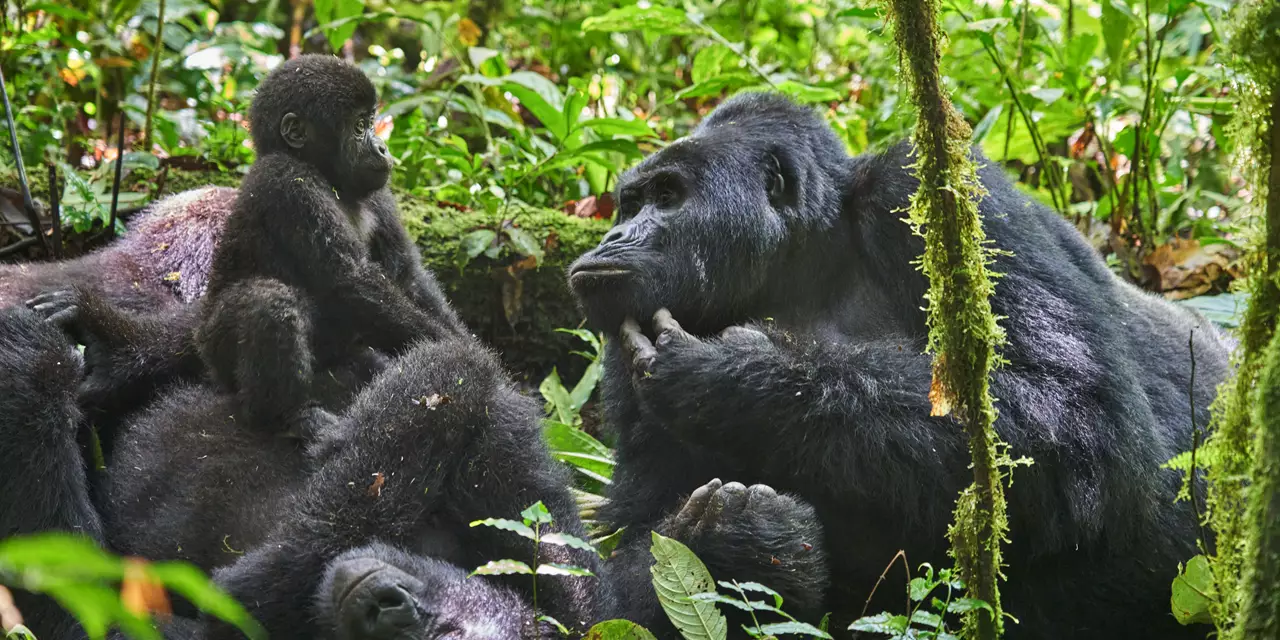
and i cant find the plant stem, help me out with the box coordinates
[143,0,167,151]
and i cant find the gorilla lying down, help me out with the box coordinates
[569,93,1232,639]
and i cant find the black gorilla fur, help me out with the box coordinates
[0,305,601,639]
[196,54,464,439]
[568,93,1232,638]
[0,302,831,639]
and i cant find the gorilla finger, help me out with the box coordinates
[745,484,778,509]
[622,317,657,373]
[671,478,722,535]
[25,289,74,309]
[46,307,86,339]
[653,308,694,347]
[696,481,745,536]
[718,482,750,516]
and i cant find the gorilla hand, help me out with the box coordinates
[621,308,772,376]
[27,287,121,408]
[659,479,829,618]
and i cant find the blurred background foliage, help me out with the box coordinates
[0,0,1251,363]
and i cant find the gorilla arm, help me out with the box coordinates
[261,162,450,351]
[364,188,467,338]
[621,310,967,520]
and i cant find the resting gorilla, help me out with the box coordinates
[568,93,1231,639]
[0,304,830,639]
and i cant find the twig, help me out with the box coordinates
[47,163,61,259]
[0,236,39,258]
[0,65,49,254]
[852,549,910,639]
[108,106,126,238]
[143,0,167,150]
[1187,329,1209,553]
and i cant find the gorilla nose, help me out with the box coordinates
[362,584,420,638]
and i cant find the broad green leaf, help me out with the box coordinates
[756,621,832,638]
[593,528,626,558]
[468,47,500,69]
[583,118,656,138]
[469,517,537,539]
[581,6,695,36]
[966,17,1009,33]
[971,104,1004,143]
[723,581,782,608]
[835,7,880,18]
[26,2,94,20]
[470,559,533,576]
[504,226,546,264]
[946,598,994,615]
[543,421,612,458]
[569,359,603,411]
[536,563,595,577]
[0,534,123,579]
[502,73,567,140]
[1027,88,1065,106]
[456,229,497,271]
[1170,555,1215,625]
[556,328,603,355]
[688,592,755,612]
[910,610,942,628]
[1101,0,1135,69]
[540,369,576,424]
[692,45,738,84]
[673,74,755,101]
[552,452,616,481]
[312,0,362,51]
[541,532,603,556]
[649,532,727,640]
[584,619,659,639]
[908,577,932,602]
[848,612,909,634]
[149,562,266,640]
[772,81,841,104]
[1174,292,1247,329]
[521,501,554,525]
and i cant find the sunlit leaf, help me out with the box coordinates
[756,621,832,638]
[581,6,695,36]
[536,563,595,576]
[521,501,554,525]
[470,559,533,576]
[584,619,659,639]
[469,517,536,540]
[540,532,602,556]
[1170,555,1215,625]
[649,533,727,640]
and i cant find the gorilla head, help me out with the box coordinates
[568,93,854,335]
[318,544,532,640]
[249,55,393,196]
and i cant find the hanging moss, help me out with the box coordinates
[1237,328,1280,637]
[1196,2,1280,634]
[884,0,1009,637]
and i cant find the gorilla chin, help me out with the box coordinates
[319,544,533,640]
[567,256,662,334]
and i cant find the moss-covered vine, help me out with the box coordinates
[884,0,1009,637]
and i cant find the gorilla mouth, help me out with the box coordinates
[335,565,384,610]
[568,261,631,287]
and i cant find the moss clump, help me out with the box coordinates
[396,192,611,383]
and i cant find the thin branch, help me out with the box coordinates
[143,0,167,151]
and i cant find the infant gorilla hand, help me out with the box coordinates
[660,479,829,617]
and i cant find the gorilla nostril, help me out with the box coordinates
[362,584,419,637]
[602,226,626,245]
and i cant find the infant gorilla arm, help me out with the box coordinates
[196,54,465,440]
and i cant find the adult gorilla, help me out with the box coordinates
[568,93,1230,639]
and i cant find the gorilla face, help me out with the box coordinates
[568,135,793,335]
[318,544,532,640]
[335,108,394,196]
[568,93,849,337]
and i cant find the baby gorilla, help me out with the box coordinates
[196,54,463,441]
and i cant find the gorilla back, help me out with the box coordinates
[569,92,1229,638]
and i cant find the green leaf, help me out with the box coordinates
[593,528,626,558]
[470,559,534,576]
[908,577,932,602]
[1170,555,1216,625]
[583,118,656,138]
[692,45,738,84]
[581,6,696,36]
[0,533,123,580]
[521,501,554,525]
[312,0,363,51]
[149,562,266,640]
[540,369,576,424]
[1174,292,1247,329]
[26,2,94,20]
[536,563,595,577]
[727,581,783,608]
[5,625,38,640]
[971,104,1004,143]
[543,421,612,458]
[456,229,497,271]
[772,81,841,104]
[848,613,909,634]
[501,72,567,140]
[1101,0,1135,69]
[504,226,546,264]
[947,598,994,615]
[539,614,571,636]
[673,74,755,101]
[688,592,755,612]
[584,619,660,640]
[649,532,727,640]
[756,621,833,638]
[910,610,942,629]
[1027,88,1065,106]
[469,517,537,540]
[541,532,603,556]
[966,17,1009,33]
[569,359,603,411]
[835,7,881,18]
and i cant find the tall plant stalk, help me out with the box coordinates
[143,0,167,151]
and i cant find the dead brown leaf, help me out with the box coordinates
[1143,238,1241,300]
[121,558,171,620]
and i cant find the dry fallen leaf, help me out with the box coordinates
[458,18,482,46]
[121,558,171,620]
[412,393,452,410]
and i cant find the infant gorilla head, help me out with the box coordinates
[318,544,530,640]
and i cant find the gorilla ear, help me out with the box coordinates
[279,112,308,150]
[765,150,798,209]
